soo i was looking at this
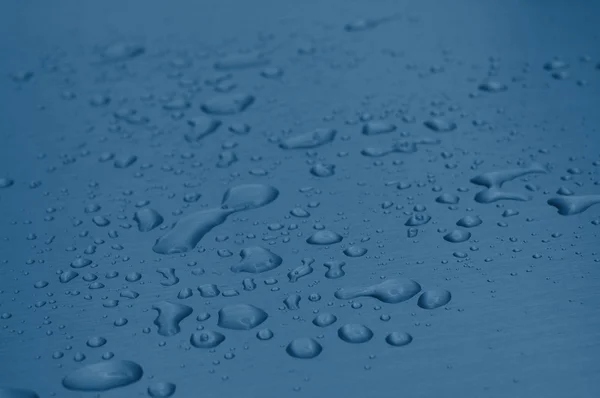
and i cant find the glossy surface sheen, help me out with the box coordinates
[0,0,599,397]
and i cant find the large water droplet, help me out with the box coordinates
[306,230,343,245]
[217,304,268,330]
[62,360,143,391]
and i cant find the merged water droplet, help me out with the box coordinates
[405,214,432,226]
[470,163,547,203]
[335,279,421,303]
[153,184,278,254]
[152,301,193,336]
[288,258,314,282]
[231,246,283,273]
[324,260,346,279]
[547,195,600,215]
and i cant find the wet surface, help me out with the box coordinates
[1,0,599,397]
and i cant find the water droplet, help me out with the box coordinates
[310,163,336,177]
[306,230,343,245]
[312,313,337,327]
[101,42,145,62]
[424,118,457,132]
[0,388,39,398]
[134,208,164,232]
[478,81,508,93]
[201,93,255,115]
[62,360,143,391]
[385,332,413,347]
[443,230,471,243]
[436,193,460,204]
[256,328,274,340]
[362,121,396,136]
[185,116,221,142]
[417,289,452,309]
[0,178,14,188]
[286,338,322,359]
[86,336,107,348]
[190,330,226,349]
[279,128,337,149]
[217,304,268,330]
[456,215,482,228]
[405,214,431,226]
[147,381,176,398]
[343,246,368,257]
[338,324,373,343]
[214,52,269,71]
